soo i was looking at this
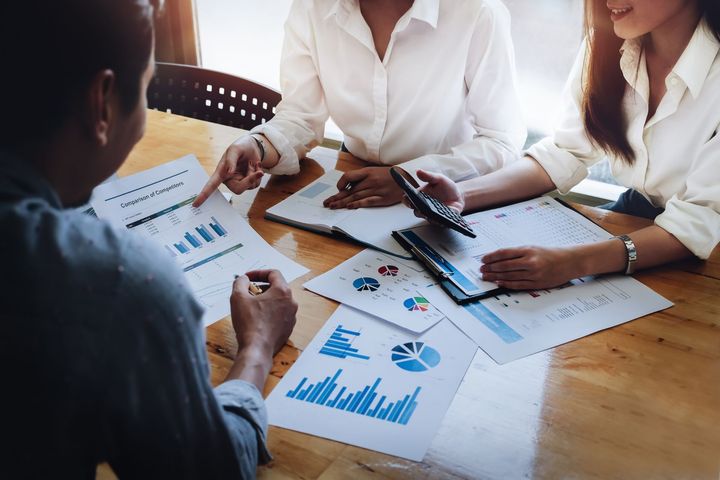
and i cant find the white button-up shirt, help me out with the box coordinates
[252,0,526,182]
[527,19,720,259]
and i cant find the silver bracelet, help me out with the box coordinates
[616,234,637,275]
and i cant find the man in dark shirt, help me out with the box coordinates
[0,1,298,478]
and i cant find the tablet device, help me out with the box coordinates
[390,167,476,238]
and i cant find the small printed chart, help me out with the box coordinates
[266,305,478,461]
[391,342,441,372]
[304,249,445,332]
[403,296,430,312]
[353,277,381,292]
[319,325,370,361]
[378,265,399,277]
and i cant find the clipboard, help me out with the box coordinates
[391,230,507,304]
[391,196,611,305]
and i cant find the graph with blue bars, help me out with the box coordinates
[286,369,421,426]
[168,216,228,255]
[319,325,370,360]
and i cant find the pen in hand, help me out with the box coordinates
[235,275,269,296]
[248,282,265,296]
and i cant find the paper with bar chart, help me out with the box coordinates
[303,249,445,333]
[421,275,672,364]
[266,305,477,460]
[91,155,308,325]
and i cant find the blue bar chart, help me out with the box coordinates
[209,216,227,236]
[319,325,370,360]
[286,369,421,426]
[169,218,229,254]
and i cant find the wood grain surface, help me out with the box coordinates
[97,110,720,480]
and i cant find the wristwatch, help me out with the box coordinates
[616,234,637,275]
[249,134,266,163]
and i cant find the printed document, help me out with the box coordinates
[91,155,309,325]
[304,249,445,333]
[399,197,613,297]
[422,276,672,364]
[266,305,477,461]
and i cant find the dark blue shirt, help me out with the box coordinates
[0,154,270,479]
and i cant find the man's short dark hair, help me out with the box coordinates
[1,0,161,150]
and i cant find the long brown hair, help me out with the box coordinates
[581,0,720,165]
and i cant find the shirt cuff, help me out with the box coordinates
[654,196,720,259]
[250,123,301,176]
[214,379,272,464]
[526,137,588,194]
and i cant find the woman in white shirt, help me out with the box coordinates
[405,0,720,289]
[194,0,526,209]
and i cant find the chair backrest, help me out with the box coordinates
[147,62,281,130]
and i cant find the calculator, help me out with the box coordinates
[390,167,476,238]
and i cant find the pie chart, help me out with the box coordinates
[378,265,399,277]
[391,342,441,372]
[403,296,430,312]
[352,277,381,292]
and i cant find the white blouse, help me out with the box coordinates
[251,0,526,182]
[527,19,720,259]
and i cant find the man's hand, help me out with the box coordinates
[224,270,298,389]
[322,167,404,209]
[401,169,465,218]
[192,136,265,207]
[480,246,580,290]
[230,270,298,356]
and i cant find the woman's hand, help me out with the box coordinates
[480,246,581,290]
[193,135,265,207]
[323,167,404,209]
[401,169,465,217]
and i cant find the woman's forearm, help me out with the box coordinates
[574,225,693,277]
[460,156,556,212]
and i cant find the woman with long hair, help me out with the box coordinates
[405,0,720,289]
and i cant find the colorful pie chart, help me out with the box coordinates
[403,296,430,312]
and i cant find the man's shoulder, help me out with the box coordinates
[3,198,201,325]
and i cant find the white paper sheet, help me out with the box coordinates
[266,305,477,461]
[422,276,672,364]
[404,196,613,296]
[91,155,309,326]
[303,249,445,333]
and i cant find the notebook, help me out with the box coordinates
[265,170,424,260]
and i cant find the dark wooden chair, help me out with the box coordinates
[147,62,281,130]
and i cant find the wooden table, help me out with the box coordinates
[110,111,720,479]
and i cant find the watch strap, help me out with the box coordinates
[616,234,637,275]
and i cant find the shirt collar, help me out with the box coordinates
[408,0,440,29]
[672,17,719,99]
[325,0,440,29]
[620,16,720,99]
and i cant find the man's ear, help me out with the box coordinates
[86,69,116,147]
